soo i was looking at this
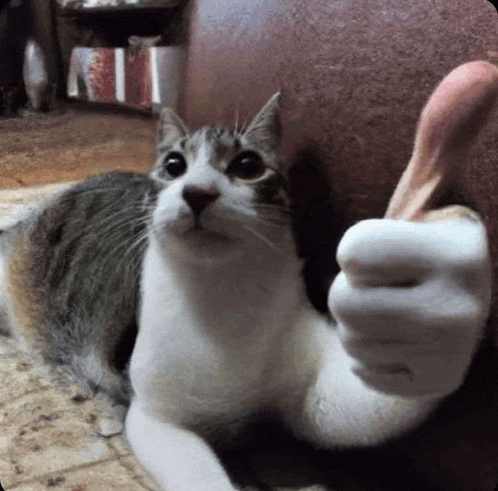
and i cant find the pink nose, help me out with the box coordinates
[182,185,220,216]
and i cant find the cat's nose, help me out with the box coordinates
[182,185,220,216]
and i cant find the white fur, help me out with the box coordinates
[126,179,491,490]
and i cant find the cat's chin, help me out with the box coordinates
[159,226,246,265]
[183,227,236,246]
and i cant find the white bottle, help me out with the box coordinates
[23,38,52,111]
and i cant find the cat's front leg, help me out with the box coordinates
[126,400,240,491]
[328,214,491,398]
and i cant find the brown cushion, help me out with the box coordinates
[181,0,498,284]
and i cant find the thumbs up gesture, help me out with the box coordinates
[329,62,496,398]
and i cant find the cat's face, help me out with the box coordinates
[149,94,292,264]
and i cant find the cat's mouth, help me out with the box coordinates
[182,224,235,245]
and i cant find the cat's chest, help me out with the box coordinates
[136,240,305,344]
[129,242,312,422]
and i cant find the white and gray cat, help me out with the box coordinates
[0,80,492,490]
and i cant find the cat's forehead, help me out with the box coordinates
[184,126,242,157]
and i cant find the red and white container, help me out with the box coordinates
[67,46,185,112]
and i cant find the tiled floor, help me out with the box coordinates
[0,335,158,491]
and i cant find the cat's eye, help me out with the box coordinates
[163,152,187,178]
[227,151,267,180]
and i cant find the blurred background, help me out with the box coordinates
[0,0,192,189]
[0,0,188,114]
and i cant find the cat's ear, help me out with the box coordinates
[156,107,189,147]
[244,93,282,153]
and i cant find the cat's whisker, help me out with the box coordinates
[91,229,146,264]
[90,209,151,237]
[98,237,147,288]
[240,117,249,135]
[253,204,291,216]
[70,187,157,202]
[234,106,240,134]
[253,202,289,209]
[86,216,150,281]
[90,199,155,223]
[58,203,151,243]
[93,215,148,238]
[253,202,287,208]
[251,213,289,228]
[242,224,281,251]
[105,224,148,261]
[111,230,147,265]
[115,232,149,282]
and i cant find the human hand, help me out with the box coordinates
[328,212,491,397]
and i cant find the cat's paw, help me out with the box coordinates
[327,216,491,397]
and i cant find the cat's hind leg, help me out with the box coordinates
[0,204,38,335]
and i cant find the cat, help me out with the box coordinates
[1,171,158,402]
[0,93,491,491]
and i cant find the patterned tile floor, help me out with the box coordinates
[0,335,158,491]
